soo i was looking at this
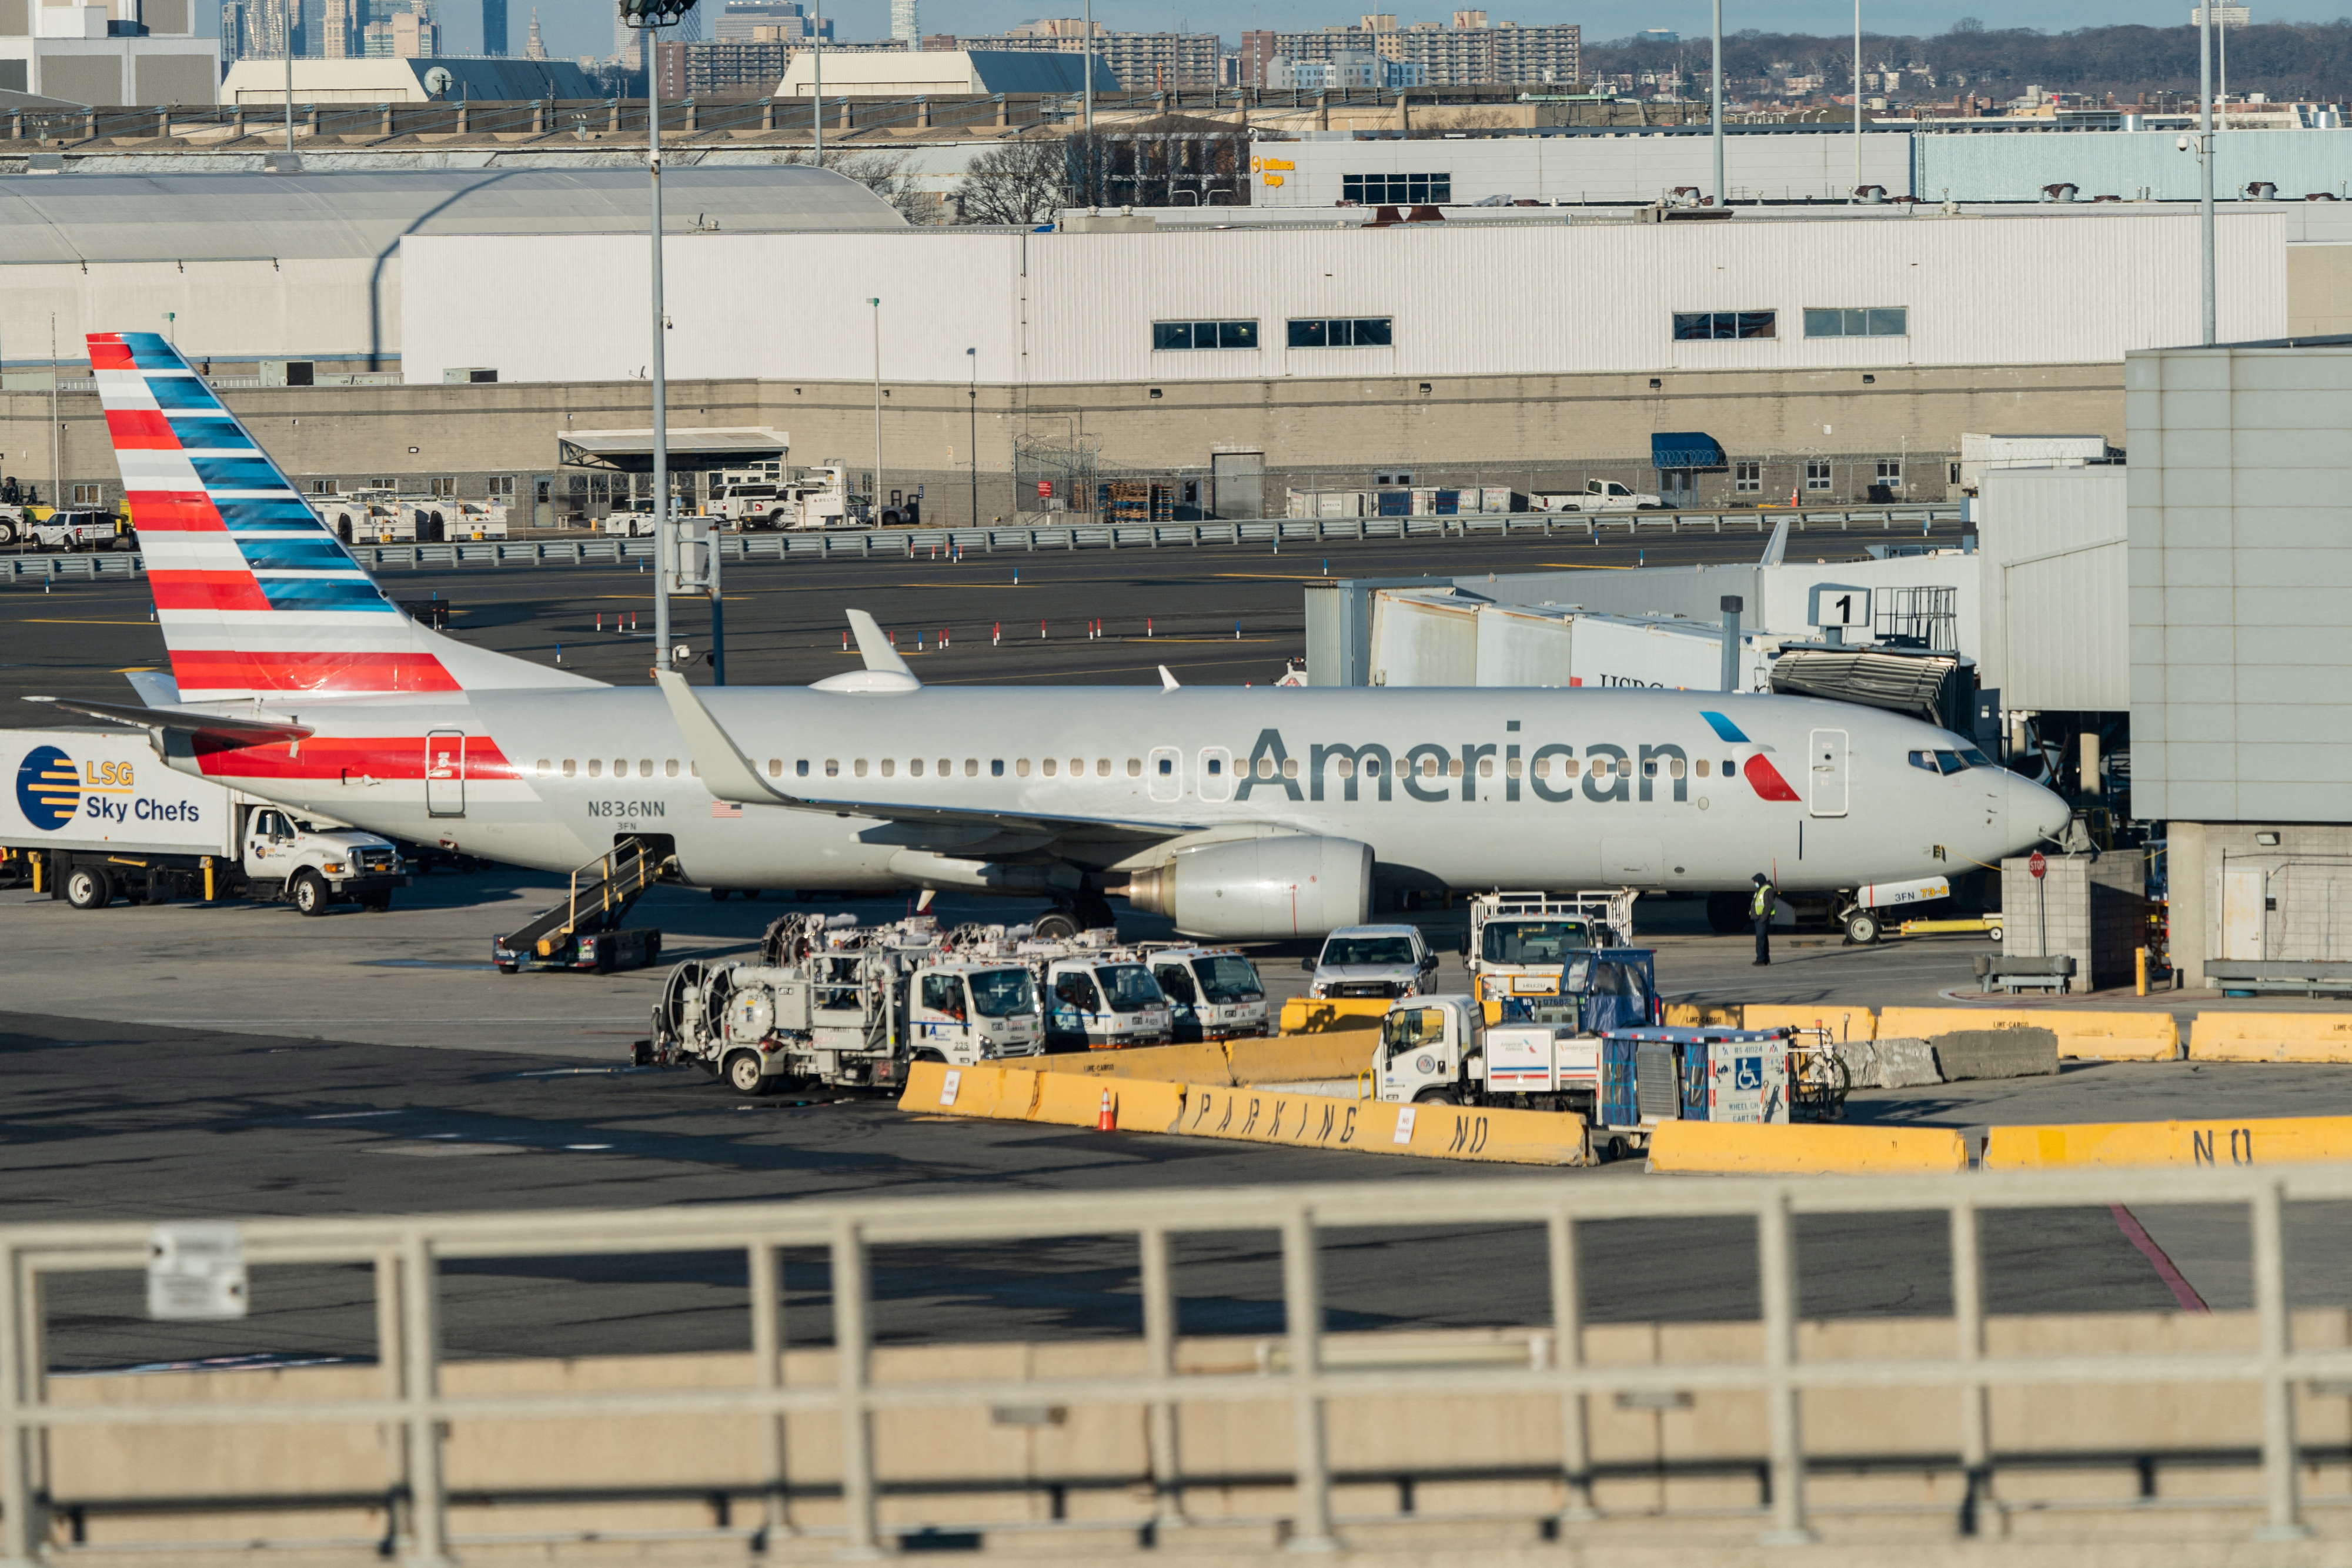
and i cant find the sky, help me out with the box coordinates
[413,0,2352,76]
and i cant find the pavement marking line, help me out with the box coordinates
[1648,1121,1968,1175]
[899,1061,1586,1166]
[2187,1012,2352,1064]
[2110,1203,2212,1313]
[1878,1005,2178,1061]
[1983,1116,2352,1169]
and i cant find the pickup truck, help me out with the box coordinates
[1534,480,1665,514]
[0,509,135,551]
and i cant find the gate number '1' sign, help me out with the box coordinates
[147,1223,248,1321]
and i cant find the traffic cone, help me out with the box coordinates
[1096,1088,1116,1132]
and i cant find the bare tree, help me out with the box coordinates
[952,137,1071,226]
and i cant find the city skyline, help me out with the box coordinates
[204,0,2352,76]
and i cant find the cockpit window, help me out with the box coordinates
[1909,748,1991,776]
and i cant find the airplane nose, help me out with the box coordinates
[2006,772,2072,850]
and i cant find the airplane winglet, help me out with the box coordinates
[847,609,916,681]
[1159,666,1180,691]
[1760,517,1790,568]
[653,670,799,807]
[22,694,314,744]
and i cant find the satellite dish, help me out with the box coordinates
[423,66,455,99]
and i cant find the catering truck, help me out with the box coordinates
[0,727,407,913]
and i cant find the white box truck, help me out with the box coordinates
[1,727,407,914]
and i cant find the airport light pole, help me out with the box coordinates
[1709,0,1723,205]
[2199,1,2216,343]
[869,298,883,524]
[811,0,823,161]
[965,346,978,526]
[283,18,294,153]
[1850,0,1861,200]
[622,0,699,673]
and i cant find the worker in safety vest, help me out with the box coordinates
[1750,873,1777,967]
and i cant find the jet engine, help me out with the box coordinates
[1118,836,1374,940]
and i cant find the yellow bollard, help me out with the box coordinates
[29,853,42,894]
[202,856,215,902]
[2136,946,2148,998]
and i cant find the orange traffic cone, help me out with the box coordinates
[1096,1088,1117,1132]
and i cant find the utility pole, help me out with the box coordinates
[965,346,978,526]
[1082,0,1094,135]
[283,1,295,154]
[1710,0,1723,206]
[1851,0,1862,201]
[2200,0,2216,344]
[811,0,823,161]
[622,0,700,673]
[49,313,61,511]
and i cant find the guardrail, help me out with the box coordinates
[0,1161,2339,1560]
[0,505,1965,584]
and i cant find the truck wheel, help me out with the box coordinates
[1844,911,1881,945]
[0,517,15,544]
[1413,1087,1458,1106]
[725,1052,769,1095]
[1032,909,1080,942]
[64,867,112,910]
[710,888,730,901]
[292,870,331,917]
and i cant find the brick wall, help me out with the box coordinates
[2003,852,2144,992]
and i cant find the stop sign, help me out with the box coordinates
[2028,851,2047,880]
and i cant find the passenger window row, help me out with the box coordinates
[537,758,697,780]
[530,750,1720,788]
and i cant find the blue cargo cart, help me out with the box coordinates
[1593,1025,1806,1162]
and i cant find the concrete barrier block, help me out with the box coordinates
[1743,1003,1876,1043]
[1881,1006,2174,1062]
[1662,1002,1743,1027]
[1985,1115,2352,1169]
[1650,1121,1967,1175]
[2189,1012,2352,1064]
[1036,1040,1237,1084]
[1225,1033,1380,1086]
[1930,1028,2060,1082]
[1277,997,1391,1034]
[1835,1038,1940,1089]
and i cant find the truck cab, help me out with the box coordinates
[1468,890,1636,1021]
[1043,955,1172,1051]
[1374,995,1489,1105]
[240,807,409,915]
[1144,945,1268,1042]
[910,960,1044,1064]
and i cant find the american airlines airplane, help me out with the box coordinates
[32,332,2070,940]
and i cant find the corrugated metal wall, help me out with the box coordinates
[1916,128,2352,203]
[1976,466,2127,713]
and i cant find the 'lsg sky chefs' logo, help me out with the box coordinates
[12,747,196,831]
[15,745,81,830]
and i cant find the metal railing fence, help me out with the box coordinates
[1,1161,2347,1559]
[0,506,1965,584]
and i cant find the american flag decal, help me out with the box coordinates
[710,801,744,818]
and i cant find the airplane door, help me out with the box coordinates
[425,729,466,818]
[1197,747,1233,803]
[1148,745,1181,803]
[1807,729,1848,818]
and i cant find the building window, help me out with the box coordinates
[1152,320,1259,351]
[1342,173,1451,204]
[310,479,338,495]
[1876,460,1903,487]
[1950,462,1963,485]
[489,476,516,498]
[68,484,102,506]
[1805,460,1832,492]
[1734,462,1761,493]
[1287,317,1394,348]
[1803,306,1908,337]
[1672,310,1777,340]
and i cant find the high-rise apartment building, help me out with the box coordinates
[889,0,917,47]
[1241,11,1575,88]
[713,0,828,43]
[482,0,504,55]
[930,20,1218,89]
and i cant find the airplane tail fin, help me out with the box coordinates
[89,332,596,704]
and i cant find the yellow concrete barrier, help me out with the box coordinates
[1277,997,1391,1034]
[1742,1004,1876,1043]
[1225,1033,1379,1084]
[1984,1116,2352,1169]
[1876,1006,2177,1062]
[1649,1121,1968,1175]
[900,1062,1586,1166]
[1662,1003,1744,1027]
[1038,1040,1236,1084]
[2188,1012,2352,1064]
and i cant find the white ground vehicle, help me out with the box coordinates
[1304,924,1439,1001]
[0,727,407,914]
[1141,944,1269,1041]
[1375,995,1600,1113]
[406,499,507,540]
[1534,480,1665,514]
[1,509,133,550]
[602,504,660,537]
[1041,948,1173,1050]
[650,914,1044,1094]
[1466,890,1636,1017]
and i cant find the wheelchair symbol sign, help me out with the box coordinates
[1735,1057,1762,1091]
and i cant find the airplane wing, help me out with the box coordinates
[654,670,1198,848]
[22,694,315,745]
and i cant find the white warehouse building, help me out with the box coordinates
[400,210,2286,387]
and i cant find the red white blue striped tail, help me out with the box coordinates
[91,332,586,704]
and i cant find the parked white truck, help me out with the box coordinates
[1532,480,1665,514]
[1375,995,1602,1114]
[1465,890,1636,1020]
[0,509,136,551]
[649,915,1045,1094]
[1,727,408,913]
